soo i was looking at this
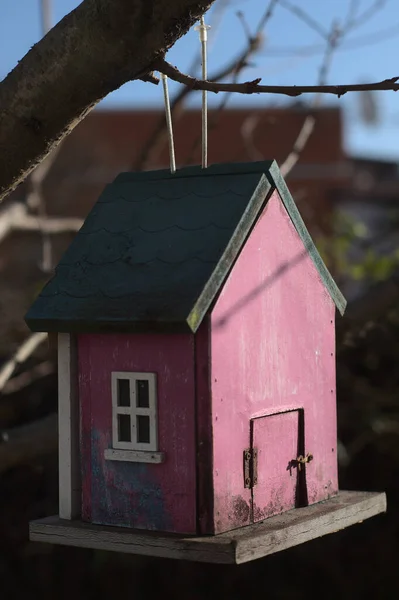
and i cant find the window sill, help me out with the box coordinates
[104,448,165,464]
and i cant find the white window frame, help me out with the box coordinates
[111,371,158,452]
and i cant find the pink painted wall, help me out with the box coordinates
[79,332,197,534]
[210,190,338,534]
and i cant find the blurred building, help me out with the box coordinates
[37,106,348,232]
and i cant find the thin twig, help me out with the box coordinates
[0,201,82,242]
[134,3,237,170]
[0,332,48,392]
[279,0,328,39]
[135,30,264,170]
[346,0,387,33]
[280,20,341,177]
[157,60,399,97]
[1,360,54,395]
[182,0,279,166]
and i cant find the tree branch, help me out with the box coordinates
[0,201,83,244]
[157,60,399,97]
[1,360,54,396]
[280,20,341,177]
[135,11,265,170]
[0,0,216,203]
[0,333,48,392]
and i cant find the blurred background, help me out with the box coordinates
[0,1,399,598]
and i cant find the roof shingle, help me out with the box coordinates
[25,161,346,333]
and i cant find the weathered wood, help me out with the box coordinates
[210,190,339,533]
[58,333,80,519]
[26,162,345,335]
[78,332,197,534]
[194,317,214,534]
[29,491,386,564]
[252,411,300,521]
[104,449,165,464]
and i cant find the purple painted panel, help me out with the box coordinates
[252,411,299,521]
[210,190,338,534]
[78,332,197,534]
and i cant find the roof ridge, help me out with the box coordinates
[113,161,275,184]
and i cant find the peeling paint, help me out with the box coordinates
[91,429,170,531]
[78,332,197,534]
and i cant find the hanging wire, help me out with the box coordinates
[40,0,52,36]
[161,73,176,173]
[196,17,211,168]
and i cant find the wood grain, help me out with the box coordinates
[58,333,80,519]
[210,190,338,533]
[252,411,299,521]
[30,491,386,564]
[78,332,197,534]
[104,449,165,464]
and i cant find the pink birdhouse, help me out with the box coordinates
[26,162,386,564]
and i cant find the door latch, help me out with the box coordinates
[296,453,313,471]
[244,448,258,488]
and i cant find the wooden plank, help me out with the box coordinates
[58,333,80,519]
[234,490,386,564]
[104,449,165,464]
[209,190,338,533]
[30,491,386,564]
[194,317,214,534]
[252,411,300,521]
[78,332,197,534]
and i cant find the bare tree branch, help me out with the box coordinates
[157,60,399,97]
[1,360,54,395]
[280,1,389,178]
[0,0,216,202]
[278,0,328,39]
[0,333,48,392]
[0,201,82,243]
[135,2,269,170]
[280,20,341,177]
[346,0,387,32]
[182,0,279,166]
[0,203,26,243]
[13,215,83,233]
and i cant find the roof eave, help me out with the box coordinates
[24,316,193,335]
[267,160,347,316]
[187,174,272,332]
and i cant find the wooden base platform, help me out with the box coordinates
[30,491,386,564]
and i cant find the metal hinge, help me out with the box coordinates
[243,448,258,488]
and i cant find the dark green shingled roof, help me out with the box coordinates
[25,161,346,333]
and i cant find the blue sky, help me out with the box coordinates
[1,0,399,160]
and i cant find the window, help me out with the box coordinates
[105,372,164,463]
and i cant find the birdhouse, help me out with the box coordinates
[26,161,386,564]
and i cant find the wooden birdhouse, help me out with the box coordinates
[26,161,386,563]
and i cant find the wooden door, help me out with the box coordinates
[251,410,301,522]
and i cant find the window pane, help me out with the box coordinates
[137,415,150,443]
[136,380,150,408]
[117,379,130,407]
[118,414,131,442]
